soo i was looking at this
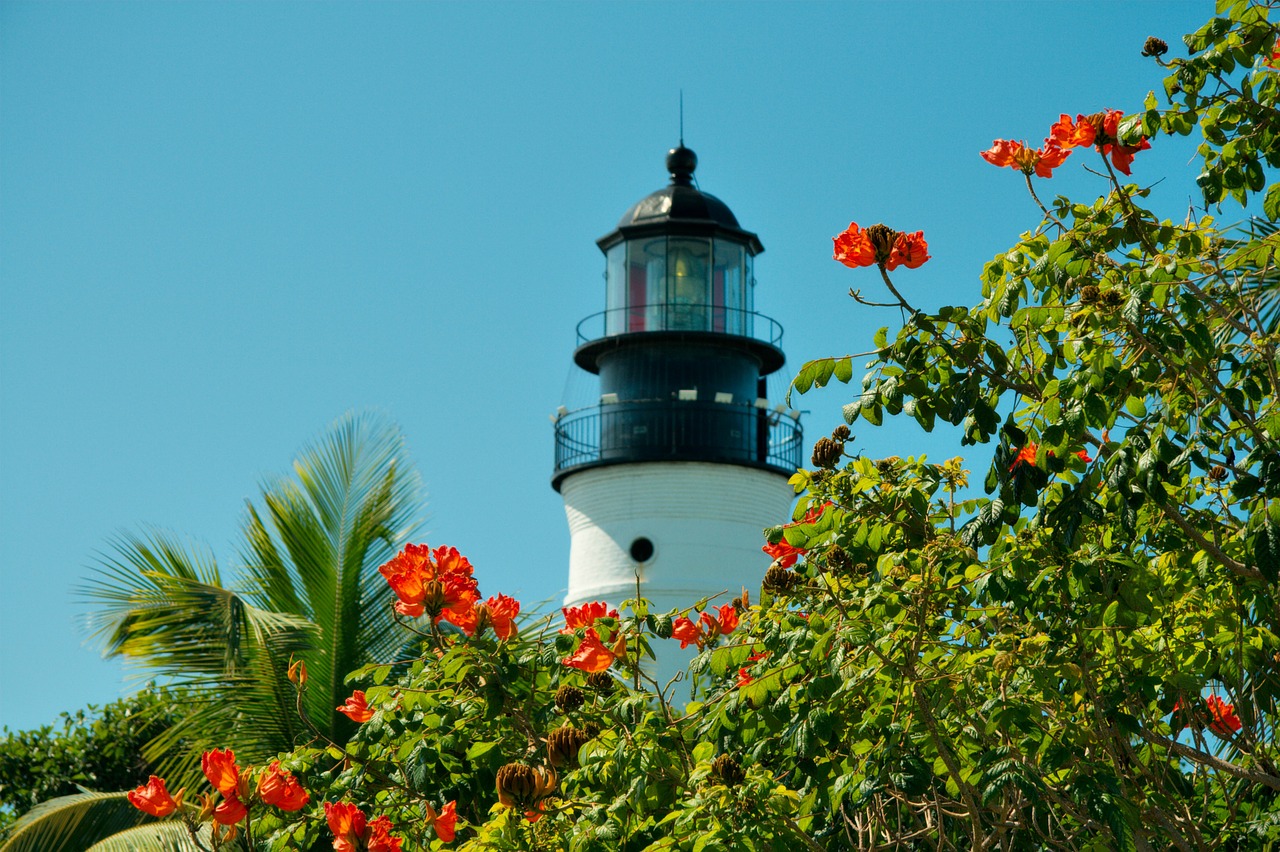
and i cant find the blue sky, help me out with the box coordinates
[0,1,1210,731]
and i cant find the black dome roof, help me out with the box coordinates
[597,147,763,255]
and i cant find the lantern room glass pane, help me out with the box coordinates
[627,237,666,332]
[605,243,626,335]
[713,239,746,335]
[665,237,711,330]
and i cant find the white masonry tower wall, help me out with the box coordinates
[551,145,803,687]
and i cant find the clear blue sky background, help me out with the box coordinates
[1,1,1212,731]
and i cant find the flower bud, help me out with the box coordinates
[711,755,745,786]
[824,546,855,574]
[554,685,585,712]
[762,565,798,594]
[495,764,557,811]
[864,224,898,266]
[287,657,307,687]
[1079,284,1100,304]
[1141,36,1168,57]
[1209,464,1229,482]
[811,437,844,469]
[831,425,851,441]
[546,726,592,768]
[585,671,615,694]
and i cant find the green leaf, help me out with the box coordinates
[1263,182,1280,220]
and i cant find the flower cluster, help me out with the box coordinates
[562,627,627,673]
[379,543,479,625]
[128,749,312,843]
[763,540,806,568]
[378,544,520,640]
[336,689,375,723]
[561,600,619,633]
[1008,442,1093,472]
[672,604,739,651]
[833,222,931,271]
[982,109,1150,178]
[325,801,410,852]
[1206,695,1242,738]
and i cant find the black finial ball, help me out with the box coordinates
[666,146,696,184]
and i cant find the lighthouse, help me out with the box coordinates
[552,146,802,669]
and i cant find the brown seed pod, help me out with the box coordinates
[762,565,798,594]
[1142,36,1168,57]
[1209,464,1229,482]
[1080,284,1100,305]
[586,671,615,694]
[812,437,844,469]
[546,726,593,768]
[495,763,557,811]
[711,755,745,786]
[831,425,851,441]
[554,685,585,712]
[864,223,899,265]
[824,546,855,574]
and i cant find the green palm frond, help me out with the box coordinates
[240,411,421,737]
[85,821,204,852]
[0,791,146,852]
[79,411,423,788]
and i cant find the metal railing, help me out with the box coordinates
[553,398,802,475]
[574,304,784,348]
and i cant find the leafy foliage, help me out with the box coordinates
[0,689,186,839]
[16,3,1280,850]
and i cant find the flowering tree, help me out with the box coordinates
[14,3,1280,850]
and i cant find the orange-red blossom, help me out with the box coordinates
[426,800,459,842]
[336,689,375,723]
[833,222,931,271]
[560,600,620,634]
[1050,110,1151,176]
[1206,695,1242,738]
[1009,442,1092,472]
[979,139,1070,178]
[325,801,404,852]
[561,627,626,673]
[451,593,522,640]
[378,543,480,629]
[258,761,310,811]
[763,540,806,568]
[127,775,181,817]
[672,604,739,650]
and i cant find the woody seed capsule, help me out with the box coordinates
[546,726,592,768]
[586,671,615,694]
[711,755,745,786]
[554,685,585,712]
[812,437,844,469]
[1142,37,1168,57]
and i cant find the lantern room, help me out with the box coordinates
[597,146,763,337]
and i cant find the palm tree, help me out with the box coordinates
[1,411,422,851]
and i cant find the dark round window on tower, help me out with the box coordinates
[629,537,654,563]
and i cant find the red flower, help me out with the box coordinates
[336,690,375,723]
[673,606,738,650]
[561,601,619,633]
[1049,114,1096,149]
[1009,443,1039,472]
[981,139,1070,178]
[1106,138,1151,176]
[737,668,753,687]
[325,801,368,852]
[1075,449,1093,463]
[979,139,1021,168]
[366,815,404,852]
[715,604,739,634]
[127,775,179,817]
[213,795,247,826]
[258,761,309,811]
[378,543,479,624]
[1206,695,1242,737]
[833,222,876,269]
[433,800,458,842]
[485,594,520,641]
[887,230,931,270]
[763,540,806,568]
[201,749,240,798]
[671,616,702,650]
[562,627,618,673]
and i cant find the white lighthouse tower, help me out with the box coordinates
[552,146,802,671]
